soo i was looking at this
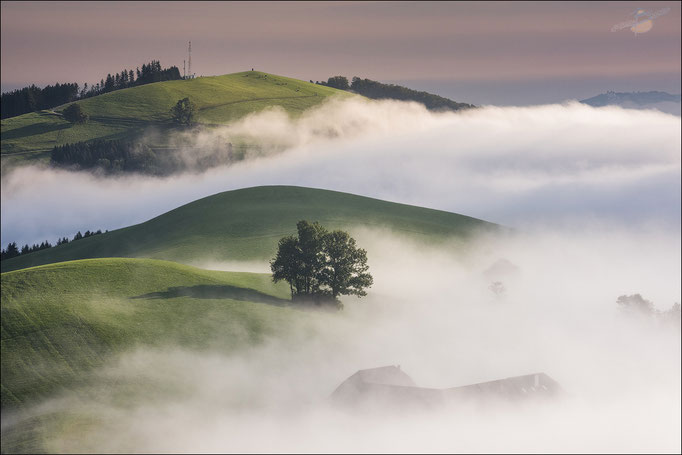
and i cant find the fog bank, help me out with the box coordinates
[5,226,680,453]
[2,98,680,248]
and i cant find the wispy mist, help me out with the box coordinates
[6,226,680,452]
[2,98,680,248]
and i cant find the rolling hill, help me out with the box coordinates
[0,71,352,167]
[1,258,305,411]
[0,186,499,273]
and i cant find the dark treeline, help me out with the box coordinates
[1,229,104,261]
[79,60,181,100]
[1,60,181,119]
[51,139,160,174]
[0,83,80,119]
[315,76,475,111]
[51,138,236,175]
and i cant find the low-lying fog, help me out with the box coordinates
[8,226,681,453]
[1,98,680,247]
[1,97,680,452]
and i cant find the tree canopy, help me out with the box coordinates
[315,75,475,111]
[171,97,196,125]
[270,221,373,307]
[62,103,89,124]
[1,60,181,119]
[325,76,350,90]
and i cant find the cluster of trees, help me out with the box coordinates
[170,97,197,125]
[50,136,236,175]
[62,103,89,124]
[78,60,181,100]
[617,294,680,326]
[315,76,475,111]
[1,230,103,261]
[1,83,80,119]
[270,221,373,308]
[50,139,164,174]
[1,60,182,119]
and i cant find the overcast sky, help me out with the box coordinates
[1,1,680,104]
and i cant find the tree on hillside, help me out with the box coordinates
[321,230,373,299]
[171,97,196,125]
[0,242,20,261]
[326,76,350,90]
[296,220,327,295]
[62,103,89,124]
[617,293,654,316]
[270,235,304,298]
[270,221,372,307]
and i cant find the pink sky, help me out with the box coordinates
[1,1,680,102]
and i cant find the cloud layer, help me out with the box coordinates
[2,98,680,451]
[2,98,680,248]
[7,227,680,452]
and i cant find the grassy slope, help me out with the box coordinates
[1,186,499,273]
[0,71,350,164]
[1,257,299,412]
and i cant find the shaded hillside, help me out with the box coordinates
[317,75,475,111]
[1,186,499,273]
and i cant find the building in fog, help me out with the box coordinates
[331,365,561,408]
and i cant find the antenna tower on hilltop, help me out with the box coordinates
[188,41,192,79]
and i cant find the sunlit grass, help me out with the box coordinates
[0,72,351,163]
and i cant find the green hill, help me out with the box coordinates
[0,71,351,167]
[1,257,326,453]
[1,258,305,411]
[1,186,499,273]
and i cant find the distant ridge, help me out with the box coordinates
[580,90,681,115]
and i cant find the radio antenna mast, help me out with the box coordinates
[183,60,186,79]
[188,41,192,79]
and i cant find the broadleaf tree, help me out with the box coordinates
[170,97,196,125]
[270,220,372,306]
[321,230,373,299]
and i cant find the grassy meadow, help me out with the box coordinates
[1,257,303,410]
[0,72,351,167]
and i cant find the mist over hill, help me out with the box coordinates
[1,72,680,454]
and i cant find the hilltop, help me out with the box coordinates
[580,90,681,115]
[0,186,499,273]
[0,71,352,167]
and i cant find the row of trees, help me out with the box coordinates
[0,230,103,261]
[50,135,237,175]
[314,76,475,111]
[0,83,80,119]
[51,139,164,174]
[270,221,373,307]
[79,60,181,99]
[1,60,182,119]
[617,293,680,326]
